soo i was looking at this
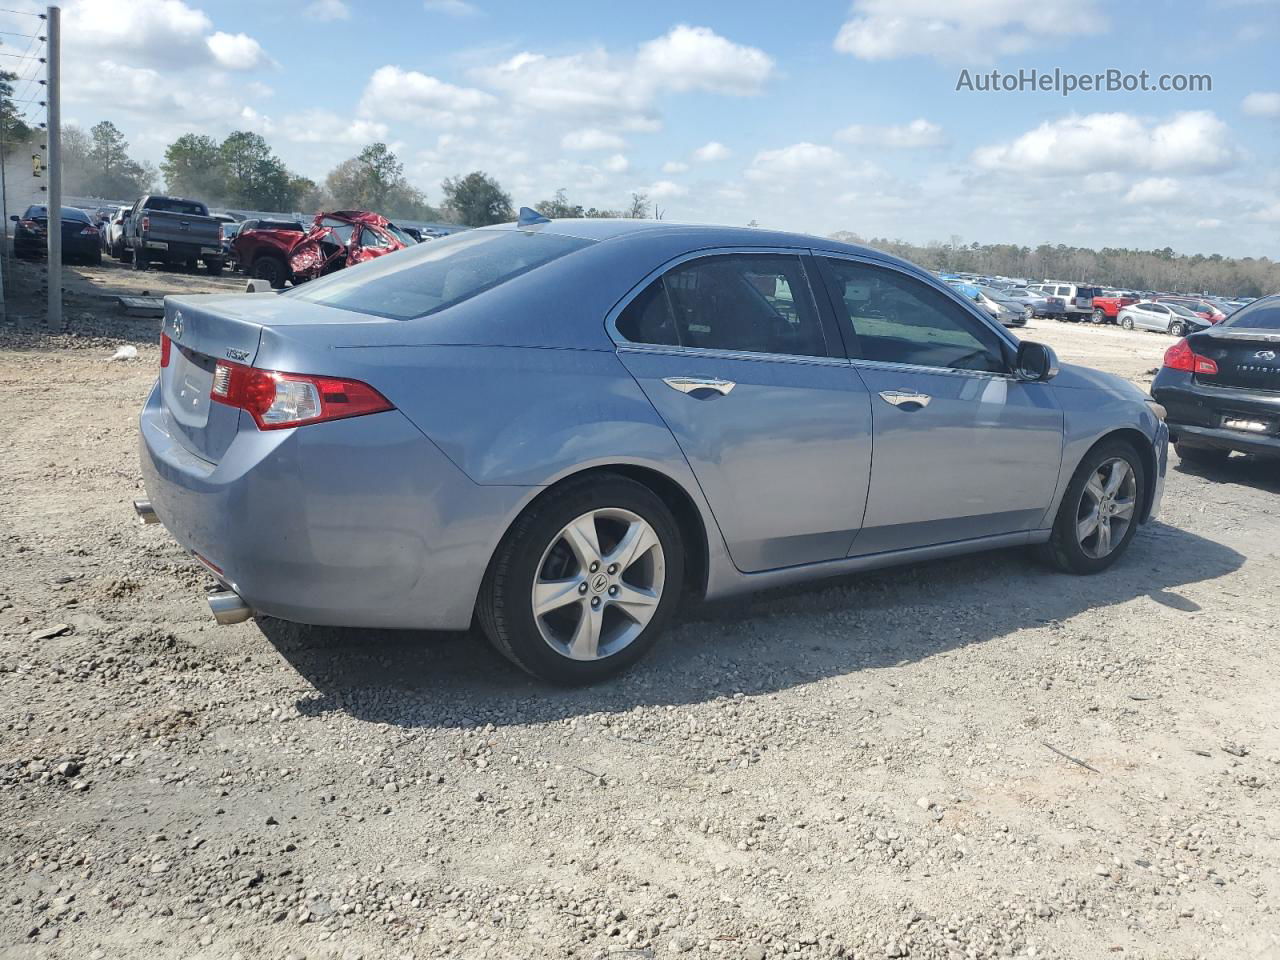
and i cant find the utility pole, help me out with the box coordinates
[46,5,61,330]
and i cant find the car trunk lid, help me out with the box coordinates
[1190,327,1280,393]
[158,293,399,463]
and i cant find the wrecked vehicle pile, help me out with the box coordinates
[231,210,414,288]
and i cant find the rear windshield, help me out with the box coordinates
[288,229,593,320]
[1222,297,1280,330]
[144,197,207,216]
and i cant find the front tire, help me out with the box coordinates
[1120,314,1134,330]
[251,256,287,289]
[477,475,685,684]
[1039,440,1145,574]
[1169,320,1187,337]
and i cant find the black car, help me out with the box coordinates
[11,205,103,264]
[1152,294,1280,463]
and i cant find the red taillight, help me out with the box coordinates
[141,215,150,232]
[160,332,172,368]
[210,360,393,430]
[1162,338,1218,375]
[80,225,99,236]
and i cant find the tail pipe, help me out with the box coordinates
[208,590,253,625]
[133,499,159,524]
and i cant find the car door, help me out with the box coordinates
[1141,304,1170,331]
[610,250,873,573]
[815,255,1065,555]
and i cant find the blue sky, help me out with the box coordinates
[9,0,1280,254]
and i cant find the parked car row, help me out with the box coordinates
[10,205,104,264]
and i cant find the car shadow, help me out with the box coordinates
[259,520,1243,730]
[1173,453,1280,493]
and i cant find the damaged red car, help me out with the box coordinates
[231,211,416,288]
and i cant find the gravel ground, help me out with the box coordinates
[2,261,1278,960]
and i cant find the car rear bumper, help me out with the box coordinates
[138,381,529,629]
[1152,369,1280,457]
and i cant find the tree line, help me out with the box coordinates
[51,119,660,229]
[832,232,1279,299]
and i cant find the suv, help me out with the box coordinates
[1027,282,1100,322]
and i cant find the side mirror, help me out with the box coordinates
[9,215,17,221]
[1015,341,1059,382]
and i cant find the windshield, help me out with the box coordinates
[385,223,417,246]
[288,228,593,320]
[1221,297,1280,330]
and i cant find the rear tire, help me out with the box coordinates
[205,260,224,275]
[1039,439,1145,575]
[133,252,148,271]
[1120,314,1134,330]
[477,474,685,684]
[1169,320,1187,337]
[1091,308,1106,324]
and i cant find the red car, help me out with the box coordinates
[232,211,414,288]
[1153,296,1226,325]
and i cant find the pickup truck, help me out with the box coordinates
[126,195,225,274]
[1089,291,1138,324]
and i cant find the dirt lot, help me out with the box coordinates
[2,259,1278,960]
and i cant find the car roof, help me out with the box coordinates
[477,217,914,267]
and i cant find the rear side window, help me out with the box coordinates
[616,254,828,358]
[821,258,1006,373]
[1223,298,1280,330]
[144,197,207,216]
[288,229,592,320]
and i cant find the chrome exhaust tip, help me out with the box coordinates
[208,590,253,625]
[133,499,159,525]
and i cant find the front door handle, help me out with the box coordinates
[878,389,931,408]
[663,376,735,396]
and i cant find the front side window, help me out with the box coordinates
[360,227,392,248]
[616,254,827,358]
[821,258,1006,373]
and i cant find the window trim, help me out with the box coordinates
[812,251,1019,380]
[605,246,839,363]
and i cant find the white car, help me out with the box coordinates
[105,205,133,260]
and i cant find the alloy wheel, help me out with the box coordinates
[531,508,665,661]
[1075,457,1137,559]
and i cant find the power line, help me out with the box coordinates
[0,8,46,17]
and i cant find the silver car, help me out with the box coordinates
[136,215,1168,683]
[1117,300,1210,337]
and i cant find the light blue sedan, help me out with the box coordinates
[137,214,1167,683]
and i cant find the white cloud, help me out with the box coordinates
[360,65,496,126]
[207,31,271,70]
[835,118,946,148]
[1249,201,1280,224]
[972,111,1237,176]
[1123,177,1182,205]
[304,0,349,20]
[636,24,773,95]
[745,142,846,182]
[424,0,479,15]
[474,25,771,123]
[692,141,731,162]
[602,154,630,173]
[834,0,1107,63]
[1242,91,1280,117]
[645,180,688,199]
[280,110,389,145]
[1195,218,1223,229]
[560,128,627,151]
[662,160,689,174]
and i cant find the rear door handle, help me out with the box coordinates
[878,390,931,408]
[663,376,735,396]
